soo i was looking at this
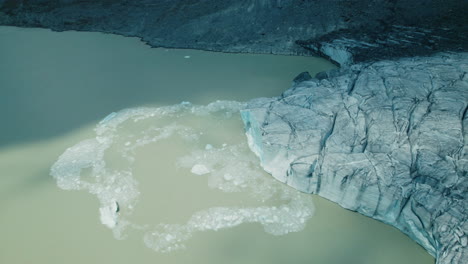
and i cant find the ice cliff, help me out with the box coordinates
[0,1,466,60]
[241,53,468,263]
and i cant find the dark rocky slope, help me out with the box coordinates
[0,0,466,62]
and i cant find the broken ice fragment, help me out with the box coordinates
[99,202,119,229]
[223,173,233,181]
[190,164,210,175]
[205,144,213,150]
[100,112,117,124]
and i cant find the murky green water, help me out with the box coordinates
[0,26,434,264]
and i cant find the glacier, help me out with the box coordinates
[240,52,468,264]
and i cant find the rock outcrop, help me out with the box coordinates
[0,0,466,60]
[241,53,468,263]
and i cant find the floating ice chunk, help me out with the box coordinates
[205,144,213,150]
[190,164,210,175]
[100,112,117,124]
[184,55,191,59]
[100,202,119,229]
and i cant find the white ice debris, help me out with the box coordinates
[144,196,314,252]
[204,144,213,150]
[223,173,233,181]
[99,202,119,228]
[184,55,191,59]
[51,100,315,253]
[190,164,210,175]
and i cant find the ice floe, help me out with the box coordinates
[50,100,315,252]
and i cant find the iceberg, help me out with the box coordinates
[190,164,210,175]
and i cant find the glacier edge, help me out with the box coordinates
[241,52,468,264]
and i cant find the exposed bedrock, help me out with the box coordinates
[297,25,468,67]
[0,0,466,62]
[241,53,468,263]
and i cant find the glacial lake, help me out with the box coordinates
[0,26,434,264]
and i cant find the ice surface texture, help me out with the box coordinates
[51,101,314,252]
[241,53,468,264]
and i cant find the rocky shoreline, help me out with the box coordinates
[2,1,467,263]
[0,1,466,61]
